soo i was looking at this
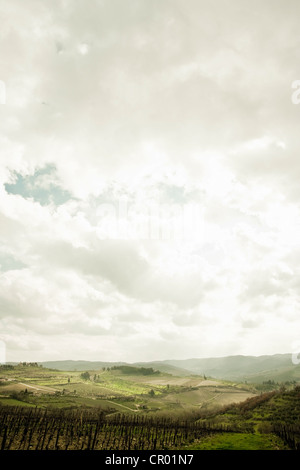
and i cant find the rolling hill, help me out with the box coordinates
[36,353,300,383]
[162,354,300,382]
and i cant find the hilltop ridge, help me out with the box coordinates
[30,353,299,383]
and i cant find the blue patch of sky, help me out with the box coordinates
[4,164,73,206]
[0,252,27,272]
[157,183,188,203]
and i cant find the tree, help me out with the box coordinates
[80,371,90,381]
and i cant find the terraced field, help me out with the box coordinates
[0,364,256,416]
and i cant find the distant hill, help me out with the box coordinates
[38,353,300,383]
[38,360,127,371]
[133,362,193,377]
[162,354,300,382]
[38,360,190,377]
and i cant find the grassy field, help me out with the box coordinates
[183,432,289,450]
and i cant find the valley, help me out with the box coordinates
[0,355,299,450]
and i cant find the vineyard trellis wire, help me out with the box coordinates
[0,405,232,450]
[272,423,300,451]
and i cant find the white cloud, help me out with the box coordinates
[1,0,300,362]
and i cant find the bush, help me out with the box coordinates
[80,372,90,380]
[257,423,273,434]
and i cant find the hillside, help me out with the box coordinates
[1,364,300,450]
[37,360,193,377]
[38,360,127,371]
[163,354,299,382]
[36,353,300,383]
[184,385,300,450]
[1,363,300,450]
[0,363,255,416]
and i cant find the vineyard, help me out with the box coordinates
[272,423,300,450]
[1,365,299,450]
[0,406,228,450]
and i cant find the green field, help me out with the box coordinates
[184,432,288,450]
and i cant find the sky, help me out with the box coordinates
[1,0,300,363]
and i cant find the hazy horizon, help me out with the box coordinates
[6,350,296,365]
[1,0,300,364]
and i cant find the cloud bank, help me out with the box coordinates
[1,0,300,362]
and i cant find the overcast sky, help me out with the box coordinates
[1,0,300,363]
